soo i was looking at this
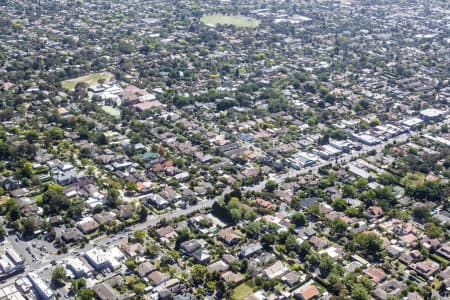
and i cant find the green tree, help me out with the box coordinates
[424,222,443,238]
[246,221,262,239]
[145,243,160,258]
[285,234,300,253]
[330,218,347,237]
[345,207,361,218]
[359,120,369,130]
[125,258,137,270]
[407,181,443,202]
[0,223,5,239]
[360,189,376,206]
[175,228,191,246]
[264,180,278,193]
[76,288,95,300]
[332,198,348,211]
[107,189,120,208]
[307,203,322,218]
[191,264,206,284]
[291,212,307,227]
[5,198,21,222]
[134,282,146,295]
[355,177,368,191]
[353,232,382,257]
[369,118,381,127]
[229,207,242,223]
[374,186,397,210]
[67,198,85,218]
[25,130,40,143]
[298,241,311,258]
[261,233,277,248]
[319,254,334,277]
[42,189,71,215]
[71,278,86,294]
[95,133,108,145]
[52,266,67,286]
[22,217,36,236]
[377,173,397,185]
[412,206,431,223]
[133,230,146,243]
[139,206,148,222]
[351,284,371,300]
[342,184,357,198]
[125,181,137,192]
[45,127,64,143]
[74,82,88,99]
[20,162,33,179]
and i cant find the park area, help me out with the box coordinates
[200,14,260,28]
[61,72,114,91]
[102,106,121,118]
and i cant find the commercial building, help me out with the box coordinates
[28,272,54,300]
[420,108,446,122]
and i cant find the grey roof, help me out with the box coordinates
[180,239,201,254]
[150,193,169,206]
[192,248,211,262]
[300,197,321,209]
[240,242,263,257]
[174,294,197,300]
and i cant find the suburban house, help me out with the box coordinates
[217,227,241,245]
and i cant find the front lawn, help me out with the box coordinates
[232,282,253,300]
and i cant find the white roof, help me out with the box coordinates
[320,246,341,259]
[420,108,445,117]
[85,248,109,266]
[67,257,90,274]
[28,272,53,298]
[402,117,423,126]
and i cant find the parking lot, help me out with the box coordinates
[8,233,57,268]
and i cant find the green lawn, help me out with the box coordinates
[61,72,114,91]
[201,14,260,28]
[392,185,405,197]
[232,282,253,300]
[102,106,121,118]
[0,196,9,206]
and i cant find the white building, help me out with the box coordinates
[84,247,124,271]
[66,258,92,278]
[420,108,446,121]
[28,272,54,300]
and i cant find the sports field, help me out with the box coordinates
[201,14,260,28]
[102,106,121,118]
[61,72,114,91]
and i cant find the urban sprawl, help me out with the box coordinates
[0,1,449,300]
